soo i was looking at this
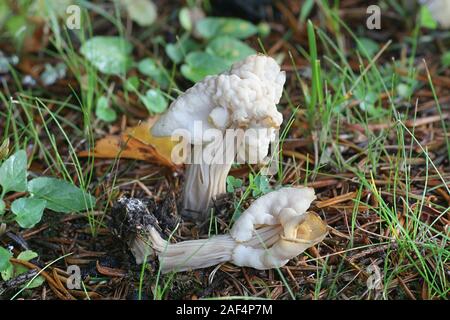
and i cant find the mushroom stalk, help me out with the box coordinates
[183,163,232,215]
[145,187,328,274]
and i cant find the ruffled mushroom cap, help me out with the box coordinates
[152,54,285,142]
[151,54,286,216]
[146,187,328,273]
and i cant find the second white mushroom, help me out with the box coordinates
[147,187,328,274]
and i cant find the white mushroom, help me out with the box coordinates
[146,187,328,273]
[151,54,286,219]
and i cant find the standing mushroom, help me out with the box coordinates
[144,187,328,273]
[151,54,286,219]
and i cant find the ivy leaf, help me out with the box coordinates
[28,177,96,213]
[181,51,228,82]
[95,95,117,123]
[11,198,47,229]
[141,89,168,113]
[195,17,258,39]
[80,36,133,75]
[206,36,255,66]
[0,150,27,195]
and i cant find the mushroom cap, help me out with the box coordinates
[230,187,327,269]
[230,187,317,242]
[151,54,285,147]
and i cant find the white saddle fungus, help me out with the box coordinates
[147,187,328,274]
[151,54,286,218]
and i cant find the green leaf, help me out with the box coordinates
[1,262,13,281]
[28,177,96,213]
[179,7,192,31]
[121,0,156,27]
[141,89,168,113]
[11,198,47,229]
[0,150,27,195]
[206,36,255,65]
[17,250,38,262]
[442,52,450,67]
[195,17,258,39]
[252,175,270,197]
[299,0,315,23]
[357,38,379,57]
[165,36,200,64]
[181,51,228,82]
[226,176,243,193]
[124,76,140,91]
[0,246,12,272]
[0,199,5,215]
[95,95,117,123]
[137,58,169,87]
[420,5,437,29]
[80,36,133,75]
[257,22,271,37]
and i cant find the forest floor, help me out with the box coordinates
[0,0,449,300]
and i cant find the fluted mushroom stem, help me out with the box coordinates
[183,162,232,217]
[149,228,235,273]
[149,224,286,274]
[182,139,236,219]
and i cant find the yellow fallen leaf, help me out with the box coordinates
[78,118,179,170]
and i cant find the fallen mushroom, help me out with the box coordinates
[151,54,286,219]
[144,187,327,273]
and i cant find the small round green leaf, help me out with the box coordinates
[124,76,140,91]
[96,96,117,123]
[206,36,255,65]
[181,51,229,82]
[17,250,38,262]
[0,247,13,272]
[12,198,47,229]
[0,149,28,194]
[121,0,157,27]
[80,36,133,75]
[141,89,168,113]
[137,58,169,87]
[195,17,258,39]
[179,7,192,31]
[0,199,5,215]
[165,37,200,64]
